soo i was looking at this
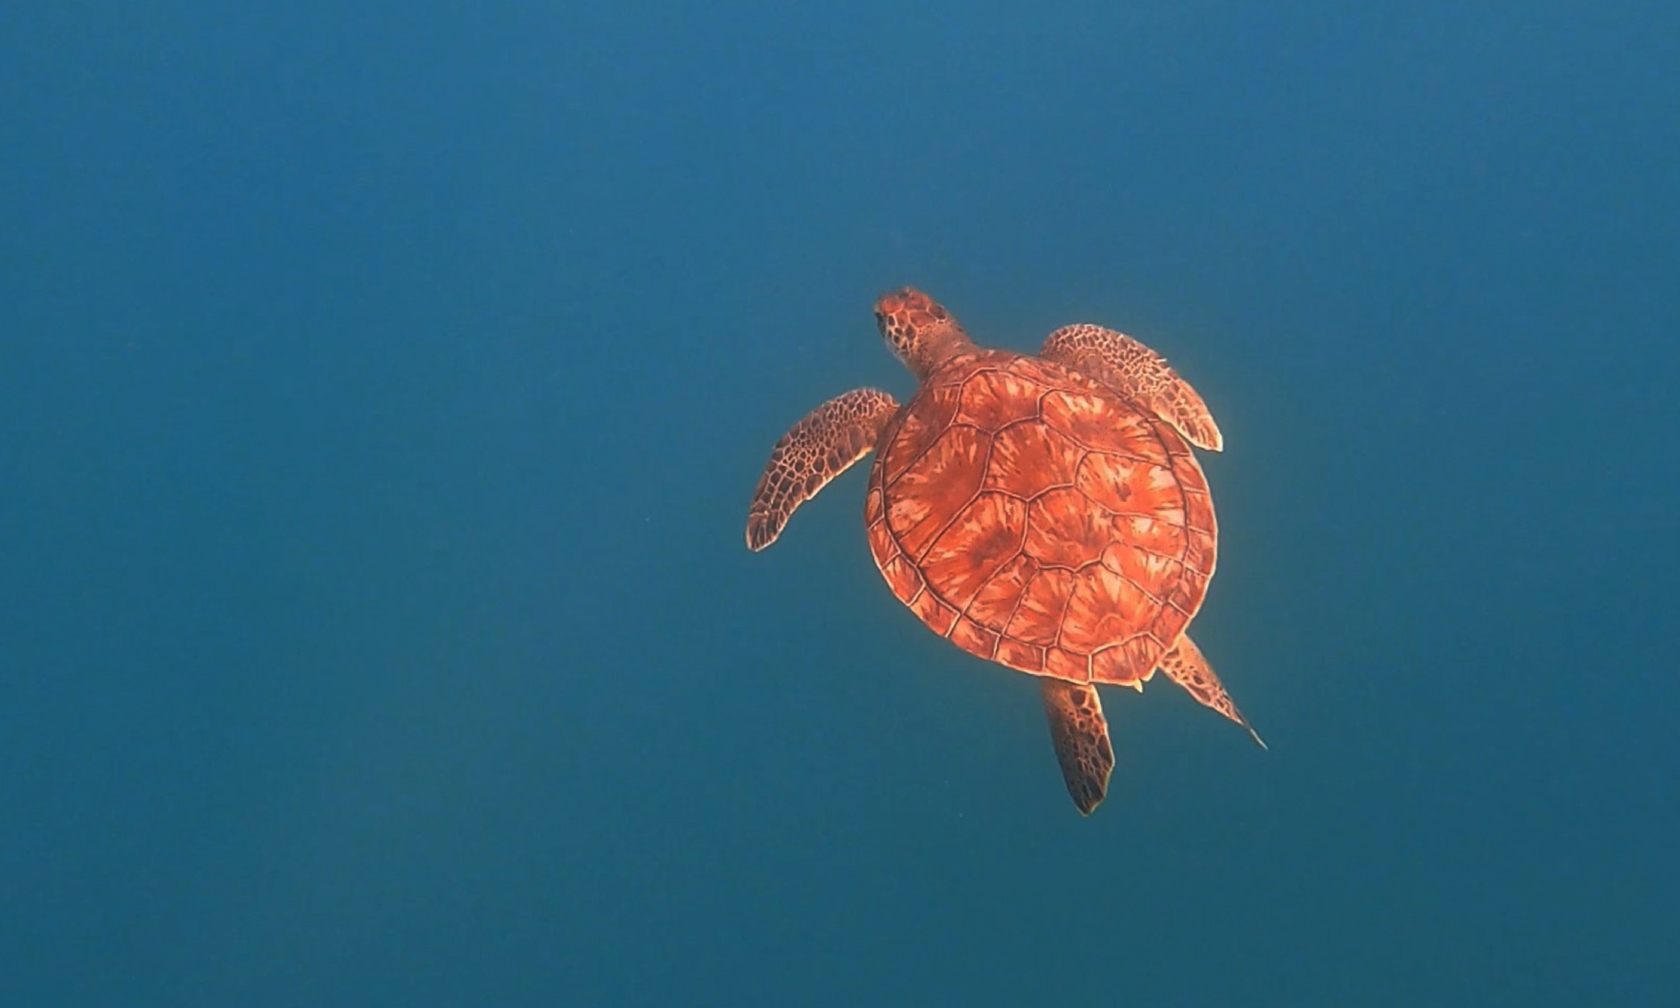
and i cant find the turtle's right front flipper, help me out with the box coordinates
[746,388,900,551]
[1040,323,1222,451]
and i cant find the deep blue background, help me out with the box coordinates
[3,2,1677,1004]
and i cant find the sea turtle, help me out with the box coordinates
[747,288,1261,814]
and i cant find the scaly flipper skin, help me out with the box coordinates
[1157,634,1265,748]
[1040,678,1115,815]
[746,388,901,551]
[1040,324,1224,451]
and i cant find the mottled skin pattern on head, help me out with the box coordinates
[874,287,978,381]
[746,287,1259,815]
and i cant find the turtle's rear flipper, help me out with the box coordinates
[1040,678,1114,815]
[1158,635,1266,749]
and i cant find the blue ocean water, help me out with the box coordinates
[2,1,1676,1004]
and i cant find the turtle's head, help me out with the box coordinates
[874,287,976,381]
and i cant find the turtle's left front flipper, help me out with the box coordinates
[746,388,900,551]
[1041,324,1222,451]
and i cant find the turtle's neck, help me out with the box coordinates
[907,325,979,383]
